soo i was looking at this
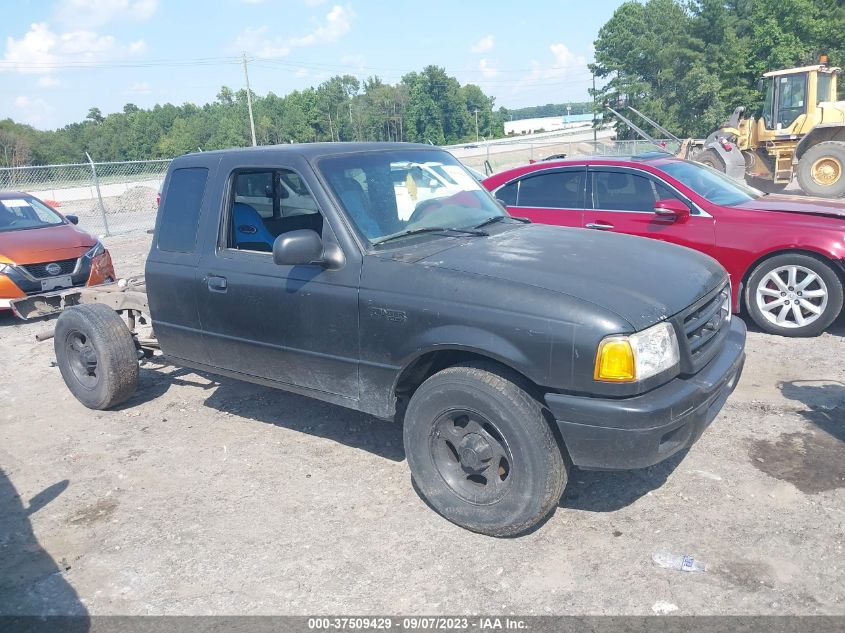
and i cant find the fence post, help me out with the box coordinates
[85,152,110,237]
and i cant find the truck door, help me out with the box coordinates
[145,163,215,365]
[195,165,361,401]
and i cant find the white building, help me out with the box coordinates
[504,113,593,135]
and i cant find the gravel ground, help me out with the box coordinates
[0,233,843,616]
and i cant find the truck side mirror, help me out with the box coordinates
[653,198,690,221]
[272,229,345,269]
[273,229,324,266]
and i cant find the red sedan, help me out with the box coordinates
[482,154,845,337]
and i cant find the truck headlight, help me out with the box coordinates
[595,321,680,383]
[85,241,105,258]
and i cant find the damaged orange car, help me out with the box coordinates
[0,192,115,311]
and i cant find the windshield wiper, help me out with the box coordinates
[473,215,530,229]
[373,226,488,245]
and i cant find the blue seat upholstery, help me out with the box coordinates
[233,202,275,251]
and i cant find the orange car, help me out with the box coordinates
[0,192,115,311]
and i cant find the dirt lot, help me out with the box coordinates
[1,233,843,616]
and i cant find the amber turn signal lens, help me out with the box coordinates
[595,338,636,382]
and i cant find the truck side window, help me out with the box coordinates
[228,168,323,253]
[158,167,208,253]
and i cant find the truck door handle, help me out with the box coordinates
[207,275,228,292]
[585,222,614,231]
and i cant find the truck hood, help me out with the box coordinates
[415,224,726,331]
[734,194,845,221]
[0,223,96,264]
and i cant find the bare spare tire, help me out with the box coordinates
[404,361,567,536]
[54,304,139,410]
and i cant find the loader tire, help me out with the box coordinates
[797,142,845,198]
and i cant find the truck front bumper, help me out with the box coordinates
[545,317,746,470]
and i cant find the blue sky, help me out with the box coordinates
[2,0,626,130]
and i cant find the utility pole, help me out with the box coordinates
[592,73,597,145]
[242,53,257,147]
[474,109,480,142]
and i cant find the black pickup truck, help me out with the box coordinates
[14,143,746,536]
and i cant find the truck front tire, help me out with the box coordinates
[403,362,567,536]
[54,304,140,410]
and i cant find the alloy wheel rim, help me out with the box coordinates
[429,409,514,505]
[755,265,828,329]
[811,157,842,187]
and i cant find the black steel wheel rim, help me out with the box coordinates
[65,330,99,390]
[429,409,514,505]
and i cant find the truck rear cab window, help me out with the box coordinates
[227,168,322,253]
[158,167,209,253]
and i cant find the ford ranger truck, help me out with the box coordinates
[13,143,746,537]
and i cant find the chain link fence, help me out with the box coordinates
[456,137,679,175]
[0,138,678,238]
[0,158,170,237]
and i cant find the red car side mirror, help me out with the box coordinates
[654,198,690,220]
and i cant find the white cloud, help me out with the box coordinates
[2,22,146,74]
[125,81,152,95]
[38,75,61,87]
[55,0,159,28]
[235,4,353,57]
[13,95,53,126]
[295,68,309,77]
[545,42,586,79]
[470,35,494,54]
[478,58,499,78]
[305,0,327,5]
[3,23,58,74]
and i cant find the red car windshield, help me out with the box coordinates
[0,197,65,232]
[658,160,762,206]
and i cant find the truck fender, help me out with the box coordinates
[795,124,845,160]
[394,324,543,389]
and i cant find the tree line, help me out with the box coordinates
[593,0,845,138]
[0,66,520,166]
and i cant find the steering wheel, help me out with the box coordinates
[406,198,443,225]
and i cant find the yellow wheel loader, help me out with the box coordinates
[714,57,845,198]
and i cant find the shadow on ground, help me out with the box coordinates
[748,380,845,494]
[560,450,687,512]
[0,470,89,627]
[202,378,405,462]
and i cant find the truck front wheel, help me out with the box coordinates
[403,362,567,536]
[797,142,845,198]
[54,304,140,410]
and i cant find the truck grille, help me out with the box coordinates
[21,258,78,279]
[676,284,730,373]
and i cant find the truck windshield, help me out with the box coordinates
[0,197,65,232]
[658,160,761,206]
[318,149,507,245]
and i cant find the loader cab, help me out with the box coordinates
[759,63,840,136]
